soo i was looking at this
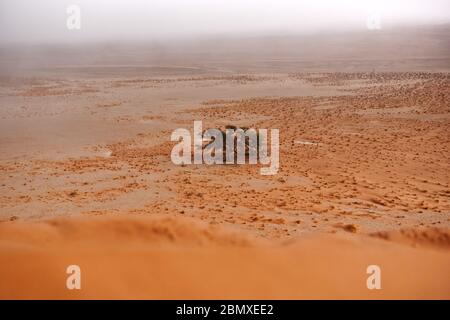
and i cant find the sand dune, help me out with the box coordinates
[0,215,449,299]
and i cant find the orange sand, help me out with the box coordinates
[0,215,449,300]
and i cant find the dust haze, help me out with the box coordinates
[0,0,449,43]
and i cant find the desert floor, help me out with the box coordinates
[0,27,449,299]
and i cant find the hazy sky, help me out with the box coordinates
[1,0,449,43]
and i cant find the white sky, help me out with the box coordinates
[1,0,449,43]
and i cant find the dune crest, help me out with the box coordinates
[371,227,450,250]
[0,215,252,248]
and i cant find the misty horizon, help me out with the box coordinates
[1,0,449,44]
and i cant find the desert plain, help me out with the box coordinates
[0,25,449,299]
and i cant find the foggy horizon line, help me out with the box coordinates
[1,21,449,48]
